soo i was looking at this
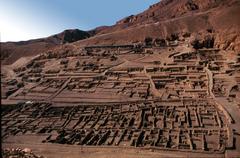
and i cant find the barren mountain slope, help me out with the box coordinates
[1,0,240,65]
[1,29,91,65]
[75,0,240,50]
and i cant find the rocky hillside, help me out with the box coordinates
[1,0,240,65]
[1,29,91,64]
[75,0,240,51]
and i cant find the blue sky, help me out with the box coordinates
[0,0,159,42]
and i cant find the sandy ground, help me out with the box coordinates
[3,142,224,158]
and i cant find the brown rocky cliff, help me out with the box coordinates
[75,0,240,51]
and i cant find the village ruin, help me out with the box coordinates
[1,34,240,157]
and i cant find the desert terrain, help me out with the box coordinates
[1,0,240,157]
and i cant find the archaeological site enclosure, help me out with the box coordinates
[2,33,240,157]
[1,0,240,157]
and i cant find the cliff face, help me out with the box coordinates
[75,0,240,51]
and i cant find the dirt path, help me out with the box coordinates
[47,77,72,101]
[143,66,162,98]
[205,67,240,157]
